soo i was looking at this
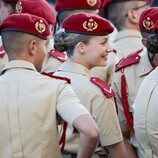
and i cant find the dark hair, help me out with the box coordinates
[146,33,158,54]
[54,29,91,57]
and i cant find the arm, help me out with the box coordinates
[57,84,99,157]
[107,141,127,158]
[73,115,99,158]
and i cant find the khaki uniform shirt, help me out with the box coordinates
[0,60,89,158]
[113,29,143,59]
[41,38,66,73]
[112,48,153,132]
[134,67,158,158]
[0,37,8,72]
[54,59,123,156]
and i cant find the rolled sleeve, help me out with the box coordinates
[57,84,90,126]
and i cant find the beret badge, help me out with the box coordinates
[16,1,22,13]
[83,18,98,32]
[87,0,97,6]
[35,20,46,34]
[143,17,154,30]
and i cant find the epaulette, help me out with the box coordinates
[49,49,67,62]
[0,46,5,58]
[42,72,71,84]
[90,77,115,98]
[115,48,143,72]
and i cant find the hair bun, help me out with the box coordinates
[54,29,67,52]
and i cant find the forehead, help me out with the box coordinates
[90,35,109,41]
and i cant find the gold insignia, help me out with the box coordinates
[87,0,97,6]
[16,1,22,13]
[35,20,46,34]
[83,18,98,32]
[143,17,154,30]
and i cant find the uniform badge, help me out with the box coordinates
[35,20,46,34]
[83,18,98,32]
[143,17,154,30]
[16,1,22,13]
[87,0,97,6]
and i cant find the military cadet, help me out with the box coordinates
[54,12,126,158]
[134,20,158,158]
[0,0,18,72]
[0,13,100,158]
[15,0,57,72]
[103,0,148,59]
[112,7,158,158]
[41,0,101,73]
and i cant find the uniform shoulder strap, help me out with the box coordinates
[41,72,71,84]
[0,45,5,58]
[90,77,115,98]
[49,49,67,62]
[115,48,143,72]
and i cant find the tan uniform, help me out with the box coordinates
[112,48,153,157]
[54,59,123,157]
[134,67,158,158]
[113,29,143,59]
[41,38,67,73]
[0,60,90,158]
[0,37,8,72]
[112,48,153,132]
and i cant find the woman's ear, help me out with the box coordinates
[28,40,37,55]
[76,42,85,55]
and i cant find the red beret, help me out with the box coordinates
[55,0,102,12]
[154,20,158,33]
[16,0,56,25]
[139,7,158,33]
[2,0,18,3]
[103,0,146,10]
[0,13,50,40]
[62,12,114,35]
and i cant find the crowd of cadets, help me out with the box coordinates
[0,0,158,158]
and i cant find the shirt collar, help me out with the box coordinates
[114,29,142,42]
[137,48,153,77]
[1,60,37,73]
[58,58,92,77]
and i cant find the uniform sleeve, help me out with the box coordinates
[92,95,123,146]
[112,72,130,132]
[57,84,90,126]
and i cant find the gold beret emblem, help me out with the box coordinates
[143,17,154,30]
[35,20,46,34]
[83,18,98,32]
[16,1,22,13]
[87,0,97,6]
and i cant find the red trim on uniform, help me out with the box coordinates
[90,77,115,98]
[90,77,118,113]
[115,48,142,72]
[0,46,5,58]
[49,49,67,62]
[121,72,134,135]
[41,72,71,84]
[59,122,68,152]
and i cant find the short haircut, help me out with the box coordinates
[107,1,141,31]
[1,31,40,55]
